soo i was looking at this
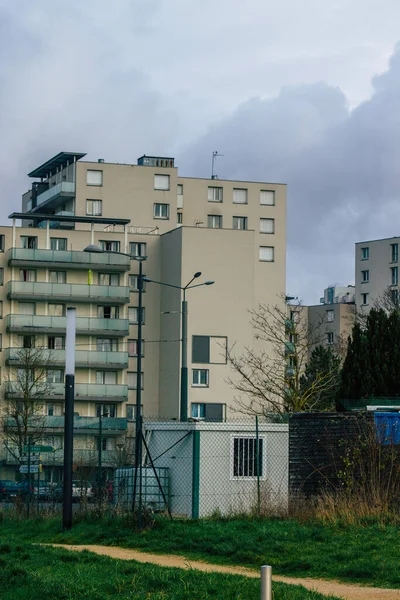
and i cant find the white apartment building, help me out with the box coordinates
[355,237,400,310]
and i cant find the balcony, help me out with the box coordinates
[34,181,75,209]
[7,281,130,305]
[8,248,130,271]
[5,348,128,370]
[5,382,129,402]
[6,315,129,337]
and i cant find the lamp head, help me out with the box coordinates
[84,244,103,253]
[205,280,215,286]
[194,272,202,278]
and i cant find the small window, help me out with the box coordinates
[86,200,102,216]
[0,301,3,318]
[0,235,4,252]
[391,267,399,286]
[361,292,369,306]
[177,212,183,224]
[361,247,369,260]
[100,240,120,253]
[126,404,135,420]
[192,335,227,364]
[327,310,334,323]
[154,203,169,219]
[260,190,275,206]
[19,302,35,315]
[47,403,63,416]
[0,268,3,286]
[47,369,64,383]
[96,371,117,385]
[127,371,144,389]
[96,338,118,352]
[129,307,145,324]
[154,174,170,190]
[232,437,263,478]
[233,188,248,204]
[391,289,399,304]
[128,339,144,357]
[208,187,223,203]
[20,335,35,349]
[129,242,147,258]
[327,332,334,345]
[20,236,37,249]
[48,336,65,350]
[191,403,205,419]
[361,270,369,283]
[391,243,399,263]
[96,404,117,417]
[192,369,209,387]
[259,246,274,262]
[98,305,119,319]
[290,310,300,324]
[48,304,66,316]
[191,403,225,422]
[208,215,222,229]
[260,218,275,234]
[49,271,66,283]
[50,238,67,251]
[98,273,120,286]
[233,216,247,230]
[19,269,36,282]
[129,274,146,292]
[87,170,103,186]
[177,184,183,209]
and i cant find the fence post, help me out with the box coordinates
[191,429,200,518]
[256,415,261,517]
[260,565,272,600]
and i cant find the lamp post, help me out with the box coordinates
[62,307,76,530]
[97,410,109,501]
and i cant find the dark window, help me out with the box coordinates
[233,437,263,478]
[0,235,4,252]
[192,336,210,363]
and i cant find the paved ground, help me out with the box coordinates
[47,544,400,600]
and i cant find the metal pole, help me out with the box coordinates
[256,415,261,517]
[180,292,188,422]
[63,307,76,530]
[135,259,144,529]
[26,435,31,518]
[98,415,102,502]
[260,565,272,600]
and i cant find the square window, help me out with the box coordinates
[19,302,35,315]
[232,437,264,478]
[49,271,66,283]
[129,242,147,257]
[260,190,275,205]
[260,218,275,234]
[233,216,247,230]
[361,247,369,260]
[47,369,64,383]
[98,305,119,319]
[361,270,369,283]
[154,203,169,219]
[20,236,37,249]
[50,238,67,251]
[191,403,205,419]
[192,369,209,387]
[259,246,274,262]
[192,335,227,364]
[100,240,120,252]
[129,307,145,324]
[48,304,65,316]
[208,187,223,202]
[154,174,170,190]
[129,274,146,292]
[127,371,144,389]
[48,336,65,350]
[233,188,248,204]
[86,200,102,216]
[208,215,222,229]
[86,170,103,186]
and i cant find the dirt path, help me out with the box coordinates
[47,544,400,600]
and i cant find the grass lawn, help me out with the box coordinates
[0,541,341,600]
[1,514,400,589]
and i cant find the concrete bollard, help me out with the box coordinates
[260,565,272,600]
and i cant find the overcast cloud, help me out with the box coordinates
[1,0,400,302]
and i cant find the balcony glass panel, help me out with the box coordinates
[5,382,128,400]
[5,348,127,368]
[36,181,75,206]
[7,281,130,304]
[8,248,130,269]
[7,314,129,335]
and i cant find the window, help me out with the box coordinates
[259,246,274,262]
[48,304,65,316]
[47,370,63,383]
[154,203,169,219]
[96,404,117,418]
[327,332,334,345]
[177,184,183,209]
[392,267,399,285]
[126,404,135,420]
[129,274,146,292]
[20,335,34,349]
[361,270,369,283]
[127,371,144,389]
[233,188,248,204]
[129,307,145,324]
[192,369,209,387]
[128,339,144,357]
[154,174,170,190]
[260,190,275,206]
[19,302,35,315]
[391,289,399,304]
[98,272,119,286]
[0,301,2,318]
[191,403,205,419]
[86,200,102,216]
[47,404,62,416]
[361,247,369,260]
[192,336,227,364]
[391,243,399,263]
[100,240,120,253]
[208,215,222,229]
[177,212,183,224]
[232,437,263,478]
[327,310,334,323]
[48,336,64,350]
[50,238,67,251]
[232,216,247,230]
[208,187,223,202]
[290,310,300,324]
[191,403,225,422]
[96,338,118,352]
[20,236,37,249]
[96,371,117,385]
[361,292,369,306]
[19,269,36,282]
[0,235,4,252]
[86,170,103,186]
[0,268,3,286]
[49,271,66,283]
[98,305,119,319]
[260,218,275,234]
[129,242,147,258]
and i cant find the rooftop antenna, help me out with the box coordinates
[211,150,224,179]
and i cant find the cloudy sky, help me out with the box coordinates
[1,0,400,303]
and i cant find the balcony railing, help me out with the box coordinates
[35,181,75,207]
[6,314,129,337]
[7,281,130,305]
[5,348,128,369]
[8,248,130,271]
[5,382,128,402]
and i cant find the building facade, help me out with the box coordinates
[355,237,400,310]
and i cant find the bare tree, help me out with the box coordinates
[226,296,341,415]
[111,435,135,468]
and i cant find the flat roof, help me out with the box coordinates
[9,212,130,226]
[356,236,400,245]
[28,152,86,178]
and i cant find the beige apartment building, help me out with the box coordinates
[0,152,286,478]
[355,237,400,310]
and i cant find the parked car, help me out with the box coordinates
[37,481,53,501]
[0,480,18,501]
[16,481,37,498]
[55,480,94,502]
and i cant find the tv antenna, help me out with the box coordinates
[211,150,224,179]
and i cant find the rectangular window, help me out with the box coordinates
[48,336,64,350]
[391,267,398,285]
[48,303,65,316]
[361,247,369,260]
[154,203,169,219]
[19,269,36,282]
[19,302,35,315]
[391,243,399,263]
[192,369,209,387]
[96,371,117,385]
[99,240,120,253]
[0,235,5,252]
[154,174,170,190]
[208,187,223,202]
[98,305,119,319]
[0,268,3,285]
[20,236,37,249]
[50,238,67,251]
[86,170,103,186]
[128,339,144,357]
[129,242,147,258]
[177,184,183,209]
[191,403,225,422]
[96,338,118,352]
[86,199,102,216]
[260,190,275,206]
[19,335,34,349]
[129,274,146,292]
[192,335,227,364]
[47,403,63,416]
[327,310,334,323]
[177,212,183,224]
[47,369,63,383]
[98,272,120,286]
[327,332,334,345]
[126,404,135,420]
[127,371,144,389]
[49,271,66,283]
[208,215,222,229]
[391,289,399,304]
[361,292,369,306]
[96,404,117,418]
[0,301,2,318]
[233,216,247,230]
[361,270,369,283]
[260,218,275,234]
[259,246,274,262]
[233,437,263,478]
[191,403,205,419]
[233,188,248,204]
[129,307,145,324]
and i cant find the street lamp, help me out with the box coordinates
[97,410,109,502]
[143,274,214,421]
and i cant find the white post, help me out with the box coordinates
[260,566,272,600]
